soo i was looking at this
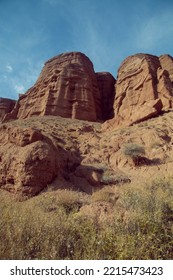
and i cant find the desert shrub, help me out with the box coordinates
[123,143,145,158]
[37,189,86,214]
[122,143,146,165]
[101,174,130,185]
[98,167,130,185]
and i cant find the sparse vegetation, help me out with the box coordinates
[91,186,119,204]
[0,178,173,260]
[123,143,146,165]
[123,143,145,158]
[101,173,130,185]
[1,114,173,260]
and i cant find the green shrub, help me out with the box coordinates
[122,143,146,165]
[123,143,145,158]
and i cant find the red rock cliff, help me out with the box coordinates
[103,53,173,130]
[5,52,104,121]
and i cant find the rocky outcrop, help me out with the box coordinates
[96,72,116,120]
[159,54,173,82]
[0,125,64,196]
[157,67,173,109]
[5,52,102,122]
[0,98,16,121]
[103,53,173,129]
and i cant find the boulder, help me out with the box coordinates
[7,127,43,147]
[0,126,59,195]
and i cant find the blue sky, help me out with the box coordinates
[0,0,173,100]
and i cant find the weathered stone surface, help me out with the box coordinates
[0,125,59,195]
[7,127,43,147]
[5,52,102,122]
[96,72,116,120]
[2,52,173,131]
[104,53,173,129]
[159,54,173,82]
[0,97,16,121]
[157,67,173,109]
[129,98,163,124]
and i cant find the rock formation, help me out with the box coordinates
[1,51,173,198]
[0,124,67,196]
[0,97,16,121]
[5,52,104,122]
[159,54,173,82]
[103,53,173,130]
[2,52,173,129]
[0,124,62,195]
[96,72,116,120]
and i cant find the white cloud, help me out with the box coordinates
[6,64,13,73]
[136,10,173,51]
[14,84,25,93]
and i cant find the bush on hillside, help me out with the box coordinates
[123,143,146,165]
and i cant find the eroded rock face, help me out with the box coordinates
[0,98,16,121]
[5,52,102,122]
[103,53,173,129]
[96,72,116,120]
[0,126,60,195]
[159,54,173,83]
[2,52,173,129]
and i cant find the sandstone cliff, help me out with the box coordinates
[103,53,173,130]
[159,54,173,83]
[0,97,16,121]
[5,52,115,122]
[3,52,173,128]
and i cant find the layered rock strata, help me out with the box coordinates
[103,53,173,129]
[159,54,173,83]
[2,52,173,128]
[0,97,16,121]
[5,52,104,122]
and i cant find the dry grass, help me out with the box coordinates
[91,186,119,204]
[0,177,173,260]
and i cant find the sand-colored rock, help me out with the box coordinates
[5,52,102,122]
[157,68,173,109]
[7,127,43,147]
[0,97,16,121]
[96,72,116,120]
[159,54,173,82]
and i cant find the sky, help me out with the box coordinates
[0,0,173,100]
